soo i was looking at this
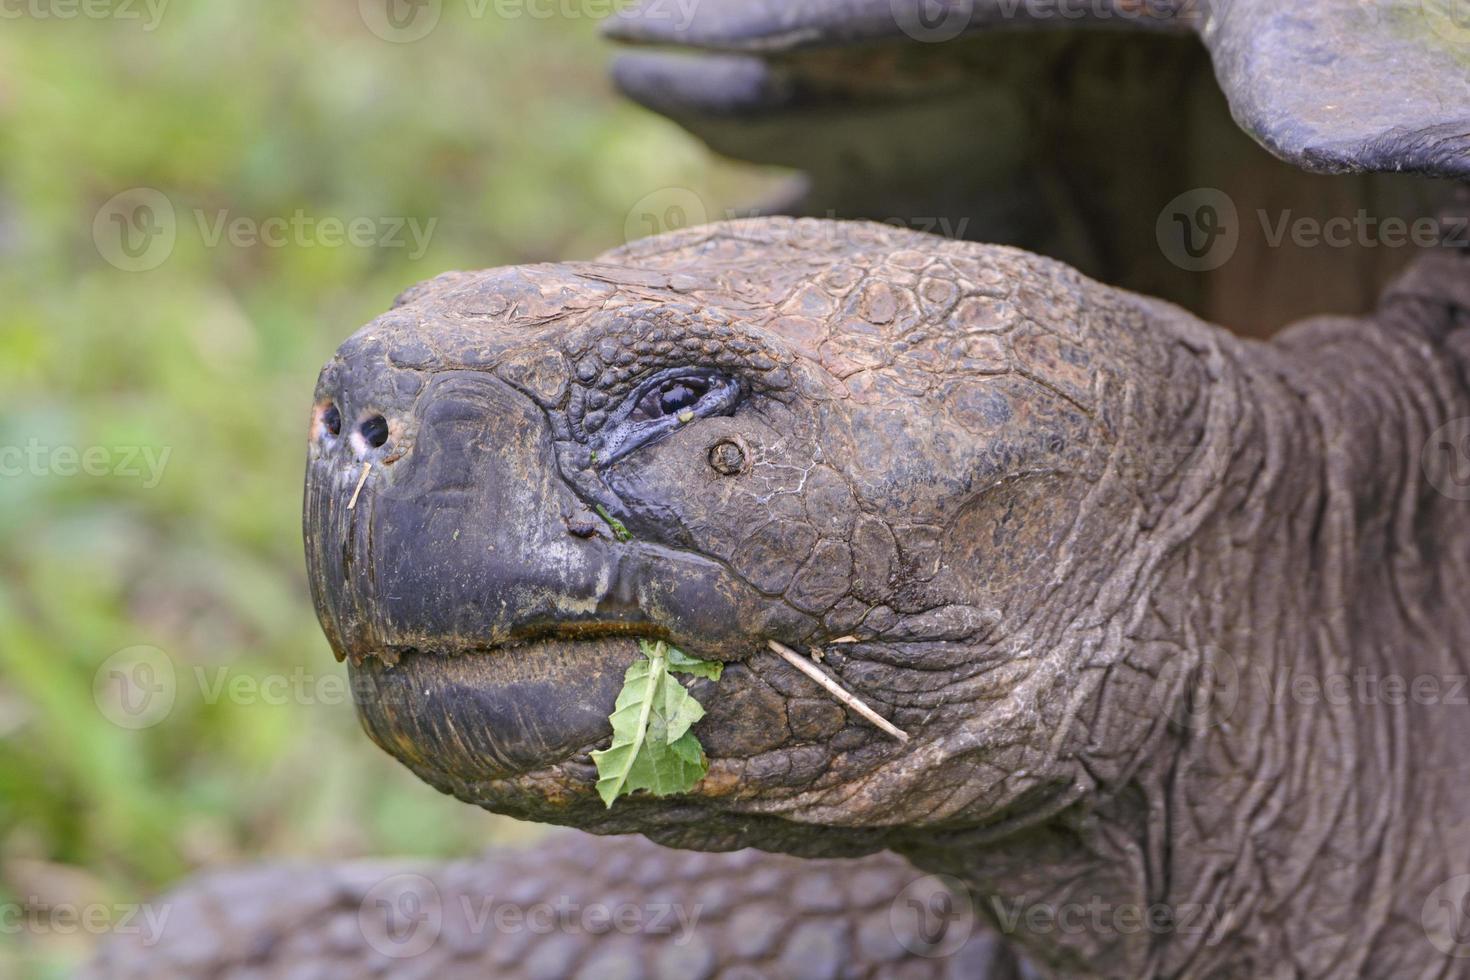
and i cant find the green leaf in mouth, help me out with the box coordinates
[667,645,723,681]
[591,639,720,806]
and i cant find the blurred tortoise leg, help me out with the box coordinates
[84,830,1032,979]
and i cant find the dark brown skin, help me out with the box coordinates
[296,216,1470,977]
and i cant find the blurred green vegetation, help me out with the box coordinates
[0,3,776,972]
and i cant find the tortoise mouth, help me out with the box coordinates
[341,618,750,669]
[349,636,646,782]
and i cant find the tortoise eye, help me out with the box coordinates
[657,379,707,415]
[321,404,342,437]
[592,370,742,466]
[632,377,711,422]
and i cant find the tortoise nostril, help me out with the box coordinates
[361,415,389,449]
[321,404,341,438]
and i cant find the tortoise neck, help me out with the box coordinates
[1131,285,1470,976]
[902,284,1470,976]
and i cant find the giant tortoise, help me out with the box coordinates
[92,1,1470,977]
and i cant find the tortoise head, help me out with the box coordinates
[304,218,1225,853]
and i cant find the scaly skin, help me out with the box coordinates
[86,831,1029,978]
[287,217,1470,976]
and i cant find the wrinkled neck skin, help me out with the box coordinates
[902,250,1470,978]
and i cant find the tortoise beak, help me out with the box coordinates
[302,361,781,778]
[304,369,769,664]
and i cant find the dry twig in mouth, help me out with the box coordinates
[766,640,909,742]
[347,462,372,510]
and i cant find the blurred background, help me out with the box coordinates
[0,4,778,973]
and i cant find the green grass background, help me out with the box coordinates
[0,4,775,973]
